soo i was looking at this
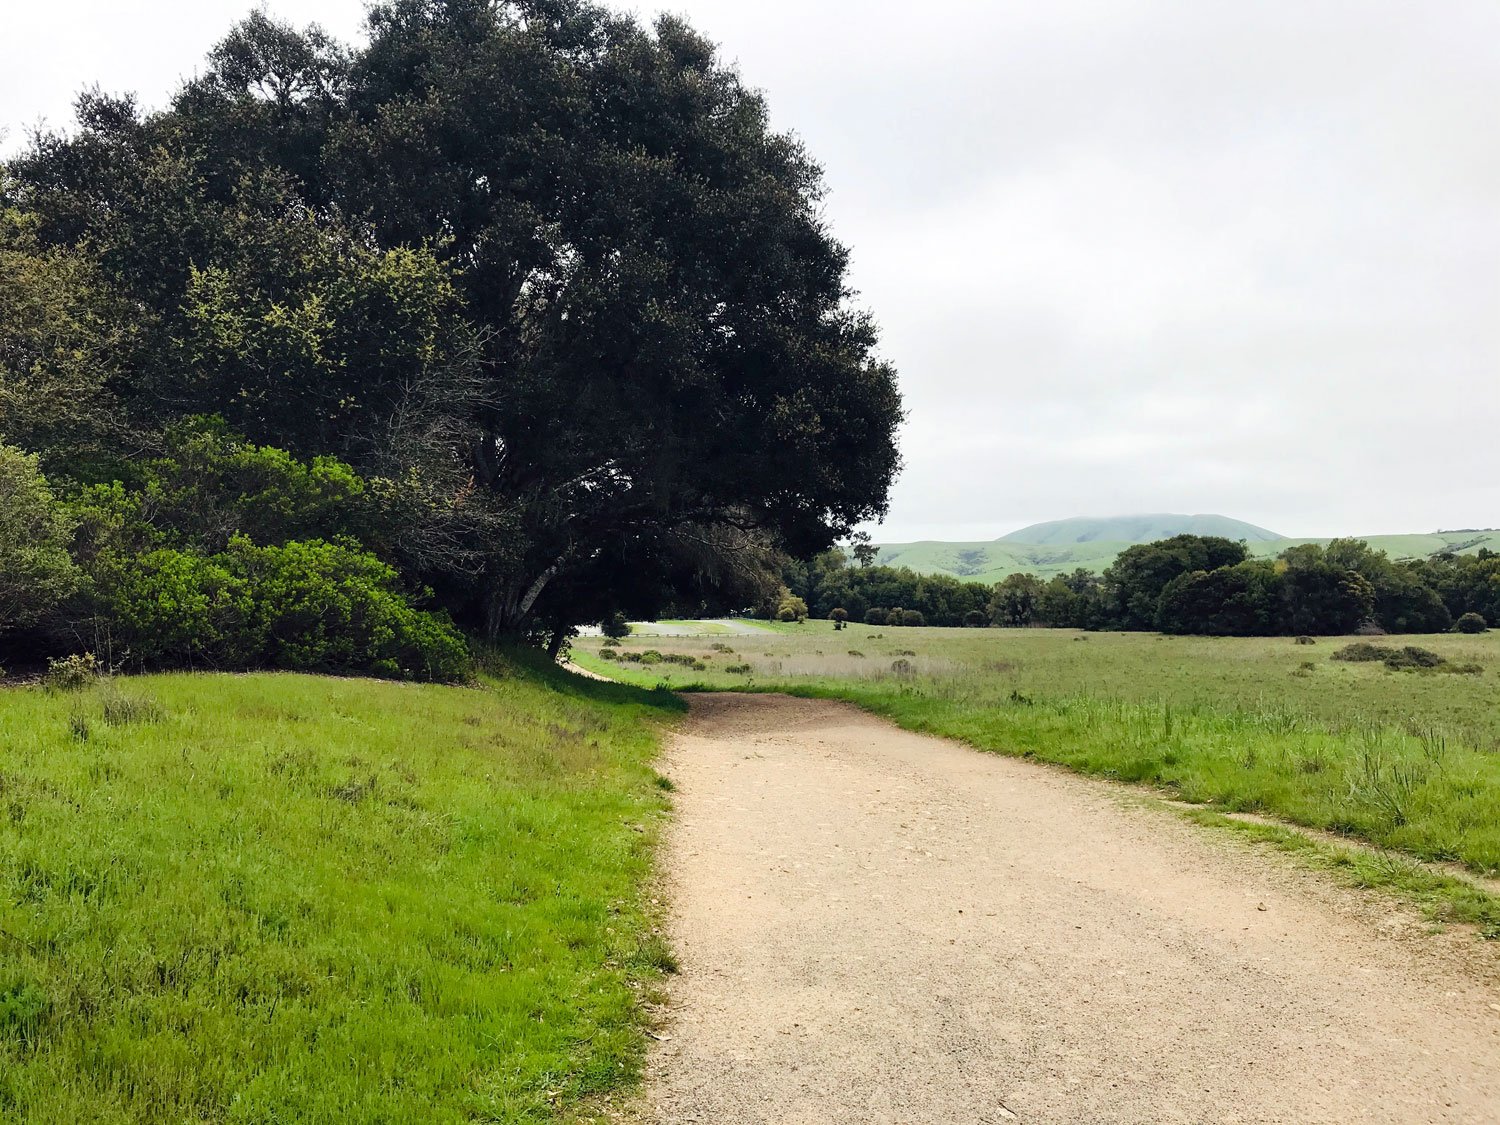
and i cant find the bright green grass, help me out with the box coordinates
[574,626,1500,876]
[0,654,683,1123]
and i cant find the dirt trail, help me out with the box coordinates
[645,694,1500,1124]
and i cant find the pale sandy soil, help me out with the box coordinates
[644,694,1500,1124]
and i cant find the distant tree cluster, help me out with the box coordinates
[0,2,902,673]
[781,553,991,627]
[780,535,1496,637]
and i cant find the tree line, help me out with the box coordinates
[781,535,1496,635]
[0,1,903,677]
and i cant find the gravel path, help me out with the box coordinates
[645,693,1500,1124]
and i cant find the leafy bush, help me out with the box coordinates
[864,608,889,626]
[1294,636,1316,646]
[0,445,80,632]
[601,612,632,640]
[723,663,752,675]
[1331,642,1450,672]
[1391,646,1445,669]
[65,421,372,562]
[92,537,468,681]
[44,652,100,691]
[897,609,926,627]
[774,588,808,623]
[964,610,988,628]
[1455,612,1489,634]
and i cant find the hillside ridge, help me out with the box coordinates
[997,513,1283,545]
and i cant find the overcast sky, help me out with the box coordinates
[5,1,1497,542]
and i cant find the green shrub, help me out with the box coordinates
[897,609,925,627]
[1393,645,1445,669]
[1331,642,1450,672]
[93,538,468,681]
[44,652,100,691]
[65,422,372,563]
[1455,612,1489,635]
[1332,642,1387,663]
[0,445,80,632]
[864,607,888,626]
[601,612,632,640]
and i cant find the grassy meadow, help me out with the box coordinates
[0,655,683,1123]
[572,624,1500,886]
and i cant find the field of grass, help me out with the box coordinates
[573,624,1500,884]
[0,654,683,1123]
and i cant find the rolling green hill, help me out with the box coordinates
[998,513,1283,545]
[874,524,1500,585]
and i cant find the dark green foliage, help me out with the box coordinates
[1278,554,1375,636]
[1156,561,1283,636]
[8,3,904,637]
[1455,612,1489,634]
[1332,643,1462,672]
[601,613,632,640]
[93,538,467,681]
[946,536,1471,639]
[1106,535,1249,630]
[1426,551,1500,626]
[989,573,1044,628]
[785,550,989,627]
[896,610,926,627]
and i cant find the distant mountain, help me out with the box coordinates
[872,525,1500,586]
[997,514,1284,546]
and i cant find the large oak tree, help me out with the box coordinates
[9,0,903,639]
